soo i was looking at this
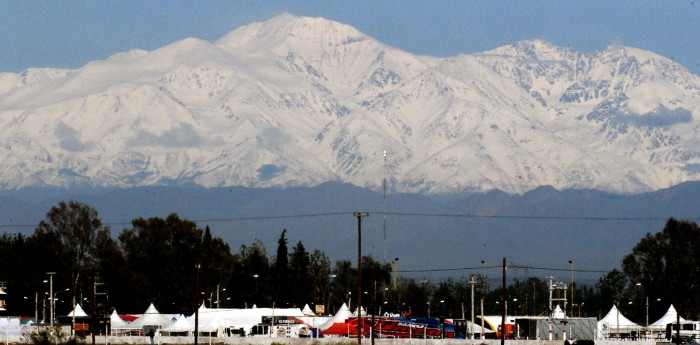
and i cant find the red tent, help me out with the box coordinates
[320,317,371,337]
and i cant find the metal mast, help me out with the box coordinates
[383,149,387,264]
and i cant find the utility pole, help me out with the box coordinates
[501,258,507,345]
[354,212,368,345]
[392,258,399,289]
[569,260,574,318]
[194,263,200,345]
[35,292,38,327]
[46,272,55,328]
[469,276,476,339]
[91,274,96,345]
[383,150,387,265]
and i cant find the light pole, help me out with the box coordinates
[46,272,55,328]
[327,274,336,315]
[353,211,368,345]
[252,274,259,306]
[216,287,226,308]
[200,292,213,308]
[469,275,476,339]
[383,149,387,265]
[636,282,649,337]
[391,258,399,289]
[569,260,574,318]
[54,288,70,315]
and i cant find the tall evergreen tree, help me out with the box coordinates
[243,239,269,307]
[273,229,289,305]
[289,241,312,307]
[308,250,331,311]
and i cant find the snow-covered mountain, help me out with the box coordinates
[0,14,699,194]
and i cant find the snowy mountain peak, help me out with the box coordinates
[485,39,575,61]
[0,14,699,194]
[217,13,370,53]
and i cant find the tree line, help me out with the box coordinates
[0,200,699,325]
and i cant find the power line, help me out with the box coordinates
[0,210,690,230]
[397,264,610,274]
[382,211,682,222]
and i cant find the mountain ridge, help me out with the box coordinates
[0,14,699,194]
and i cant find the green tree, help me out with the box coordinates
[308,249,331,311]
[331,260,356,311]
[289,241,312,307]
[199,226,236,308]
[397,278,432,317]
[596,268,628,316]
[622,218,700,320]
[36,201,105,316]
[273,229,289,305]
[93,228,125,316]
[240,239,269,307]
[118,214,203,313]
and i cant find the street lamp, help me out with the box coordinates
[215,288,226,308]
[636,282,650,336]
[391,258,399,289]
[327,274,336,315]
[253,274,259,294]
[54,288,70,311]
[569,260,574,318]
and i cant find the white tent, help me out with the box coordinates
[109,310,135,336]
[129,303,172,330]
[650,305,685,331]
[198,318,219,333]
[191,306,305,336]
[67,304,89,317]
[552,305,565,319]
[318,303,352,331]
[109,310,130,328]
[302,304,315,316]
[597,305,642,338]
[161,315,193,335]
[462,320,494,336]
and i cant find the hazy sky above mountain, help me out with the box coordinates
[2,1,699,75]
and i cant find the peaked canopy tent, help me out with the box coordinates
[67,304,89,317]
[128,304,173,333]
[110,310,135,336]
[318,303,352,332]
[597,305,643,339]
[552,305,566,319]
[649,305,686,332]
[110,310,130,328]
[57,303,91,326]
[161,315,193,336]
[302,304,315,316]
[191,305,306,337]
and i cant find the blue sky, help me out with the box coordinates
[2,1,699,75]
